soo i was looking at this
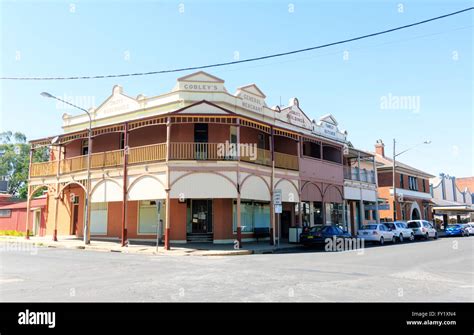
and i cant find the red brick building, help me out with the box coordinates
[373,140,434,222]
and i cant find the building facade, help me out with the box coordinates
[27,71,353,248]
[343,147,379,234]
[373,140,434,222]
[430,174,474,228]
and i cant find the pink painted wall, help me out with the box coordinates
[299,157,344,184]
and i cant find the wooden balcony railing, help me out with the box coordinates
[30,161,57,177]
[241,148,272,166]
[170,142,223,160]
[30,142,301,178]
[129,143,166,164]
[60,155,87,174]
[91,149,124,169]
[275,152,299,170]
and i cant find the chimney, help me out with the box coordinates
[375,139,385,157]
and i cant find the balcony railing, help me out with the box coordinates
[241,148,272,166]
[170,142,225,160]
[30,142,300,177]
[129,143,166,164]
[275,152,299,170]
[344,166,376,184]
[30,161,57,177]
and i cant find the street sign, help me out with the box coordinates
[273,189,282,205]
[274,204,282,214]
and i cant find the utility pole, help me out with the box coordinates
[393,139,397,221]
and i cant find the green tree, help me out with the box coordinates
[0,131,49,199]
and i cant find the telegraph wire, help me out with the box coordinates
[1,7,472,81]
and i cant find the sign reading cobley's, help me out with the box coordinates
[182,83,219,91]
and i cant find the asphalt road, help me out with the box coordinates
[0,237,473,302]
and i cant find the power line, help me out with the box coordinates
[2,6,472,81]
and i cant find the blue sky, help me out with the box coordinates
[1,0,472,177]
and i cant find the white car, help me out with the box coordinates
[462,223,474,235]
[357,224,395,245]
[406,220,438,240]
[383,221,415,242]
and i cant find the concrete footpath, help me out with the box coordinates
[0,235,300,256]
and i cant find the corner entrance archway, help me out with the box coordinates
[411,208,421,220]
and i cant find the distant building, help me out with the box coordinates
[0,196,47,234]
[373,140,434,222]
[430,174,474,227]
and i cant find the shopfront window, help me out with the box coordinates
[138,200,165,235]
[325,202,343,225]
[313,201,323,226]
[90,202,107,235]
[233,201,270,233]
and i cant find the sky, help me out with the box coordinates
[1,0,473,178]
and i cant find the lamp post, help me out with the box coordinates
[41,92,93,245]
[392,139,431,221]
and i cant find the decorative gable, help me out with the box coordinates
[235,84,267,114]
[279,98,312,130]
[173,71,227,93]
[93,85,140,118]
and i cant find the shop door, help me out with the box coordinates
[191,200,212,233]
[281,210,292,239]
[194,123,208,160]
[72,204,79,235]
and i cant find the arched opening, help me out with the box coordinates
[411,208,421,220]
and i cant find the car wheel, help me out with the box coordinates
[425,233,429,240]
[434,232,438,240]
[409,233,414,241]
[399,234,404,243]
[379,237,384,245]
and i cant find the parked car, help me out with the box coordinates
[357,224,395,245]
[462,223,474,235]
[300,225,352,247]
[445,224,469,237]
[406,220,438,240]
[383,221,415,242]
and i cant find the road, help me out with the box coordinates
[0,237,473,302]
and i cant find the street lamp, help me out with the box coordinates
[41,92,93,245]
[392,139,431,221]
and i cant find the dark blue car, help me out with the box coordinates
[445,224,468,237]
[300,225,352,247]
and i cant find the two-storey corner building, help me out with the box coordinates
[373,140,434,222]
[342,146,379,235]
[27,71,349,248]
[430,174,474,229]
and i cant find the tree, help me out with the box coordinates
[0,131,49,198]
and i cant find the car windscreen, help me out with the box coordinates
[384,223,395,229]
[361,225,378,230]
[309,226,325,233]
[407,222,420,228]
[447,225,460,228]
